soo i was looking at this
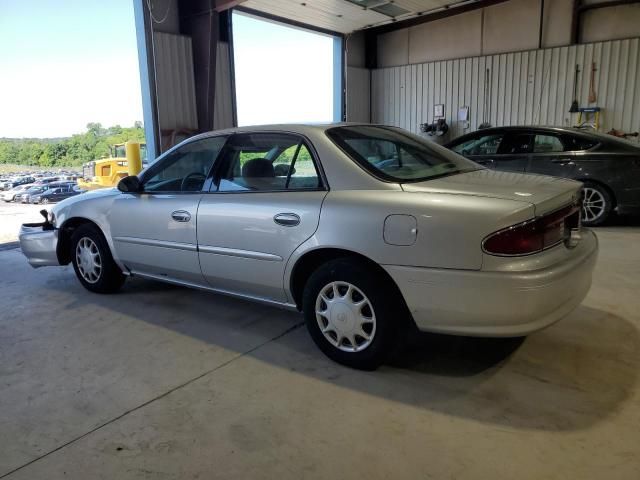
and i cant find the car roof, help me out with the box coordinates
[446,125,640,150]
[188,122,377,140]
[454,125,590,136]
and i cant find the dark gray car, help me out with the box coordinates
[446,126,640,225]
[31,184,82,204]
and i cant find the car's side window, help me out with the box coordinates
[533,134,564,153]
[143,136,227,193]
[562,135,597,151]
[216,133,321,192]
[499,134,533,154]
[451,134,504,156]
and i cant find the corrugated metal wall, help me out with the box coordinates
[370,37,640,142]
[214,42,235,130]
[346,67,371,122]
[153,32,198,131]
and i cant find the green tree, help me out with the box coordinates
[0,122,146,168]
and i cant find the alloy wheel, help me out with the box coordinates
[582,187,606,223]
[75,237,102,284]
[315,281,376,352]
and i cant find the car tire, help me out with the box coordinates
[71,224,126,294]
[41,198,48,204]
[302,258,406,370]
[581,182,613,226]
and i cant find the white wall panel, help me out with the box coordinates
[370,38,640,142]
[153,32,198,131]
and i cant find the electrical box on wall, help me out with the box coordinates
[458,106,469,130]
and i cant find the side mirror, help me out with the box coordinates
[117,175,142,193]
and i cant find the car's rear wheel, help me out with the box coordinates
[582,182,613,226]
[71,224,125,293]
[302,258,405,370]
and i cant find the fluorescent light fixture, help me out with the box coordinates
[371,3,410,17]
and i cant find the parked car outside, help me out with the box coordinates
[30,184,83,204]
[446,126,640,225]
[1,184,33,202]
[16,184,57,204]
[2,176,35,190]
[38,176,65,185]
[19,124,598,369]
[14,187,37,203]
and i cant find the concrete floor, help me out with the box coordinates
[0,225,639,479]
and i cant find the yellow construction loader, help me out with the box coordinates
[77,143,146,190]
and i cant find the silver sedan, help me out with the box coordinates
[19,124,598,369]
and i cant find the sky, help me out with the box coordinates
[0,2,335,138]
[233,12,335,126]
[0,0,143,138]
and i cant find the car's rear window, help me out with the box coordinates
[327,125,482,182]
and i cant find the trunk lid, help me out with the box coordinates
[402,169,582,215]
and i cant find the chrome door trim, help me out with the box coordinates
[198,245,283,262]
[113,236,198,252]
[130,270,298,311]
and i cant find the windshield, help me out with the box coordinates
[327,126,482,182]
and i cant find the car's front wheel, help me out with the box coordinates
[302,258,405,370]
[71,224,126,293]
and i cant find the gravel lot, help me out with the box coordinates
[0,201,51,244]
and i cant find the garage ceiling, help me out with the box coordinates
[239,0,490,34]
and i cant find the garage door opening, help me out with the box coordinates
[232,11,342,126]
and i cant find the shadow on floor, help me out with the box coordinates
[42,272,640,432]
[599,213,640,228]
[388,331,526,376]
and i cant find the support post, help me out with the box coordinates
[126,142,143,176]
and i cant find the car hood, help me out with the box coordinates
[401,169,582,215]
[52,187,118,212]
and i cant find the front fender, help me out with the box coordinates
[53,189,125,270]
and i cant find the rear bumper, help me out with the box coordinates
[18,223,60,268]
[384,229,598,337]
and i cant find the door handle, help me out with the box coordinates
[477,158,495,166]
[171,210,191,222]
[274,213,300,227]
[551,158,575,165]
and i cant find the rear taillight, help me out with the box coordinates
[483,205,581,256]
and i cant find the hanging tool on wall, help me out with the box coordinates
[588,62,598,104]
[479,68,492,129]
[569,64,580,113]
